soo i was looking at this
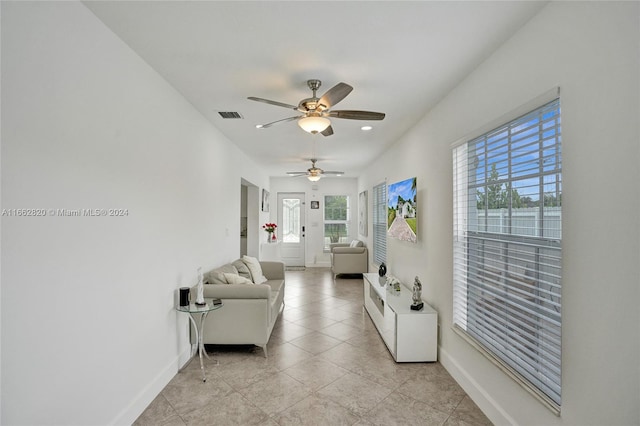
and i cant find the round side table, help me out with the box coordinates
[176,300,223,382]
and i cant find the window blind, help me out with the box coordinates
[453,98,562,410]
[372,182,387,265]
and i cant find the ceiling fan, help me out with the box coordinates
[248,79,385,136]
[287,159,344,182]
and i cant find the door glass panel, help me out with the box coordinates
[282,198,301,243]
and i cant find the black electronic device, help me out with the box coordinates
[179,287,190,306]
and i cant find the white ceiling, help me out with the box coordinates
[84,1,546,179]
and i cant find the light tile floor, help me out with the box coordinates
[134,268,492,426]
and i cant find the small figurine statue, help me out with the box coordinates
[411,276,424,311]
[195,267,206,306]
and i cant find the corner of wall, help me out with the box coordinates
[111,346,190,425]
[439,346,515,425]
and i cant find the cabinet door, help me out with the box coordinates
[365,282,384,330]
[382,302,397,357]
[396,313,437,362]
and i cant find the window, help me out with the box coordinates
[324,195,349,251]
[453,96,562,411]
[372,182,387,265]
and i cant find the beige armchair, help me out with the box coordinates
[330,240,368,277]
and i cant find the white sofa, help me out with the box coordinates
[330,240,368,277]
[192,258,285,357]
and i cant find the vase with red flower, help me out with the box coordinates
[262,223,277,243]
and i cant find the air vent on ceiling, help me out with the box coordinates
[218,111,243,119]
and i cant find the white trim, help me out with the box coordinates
[439,345,518,425]
[450,86,560,149]
[452,326,561,416]
[111,347,190,425]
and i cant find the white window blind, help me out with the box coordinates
[453,98,562,410]
[372,182,387,265]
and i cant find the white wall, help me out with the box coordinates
[359,2,639,425]
[1,2,269,425]
[270,177,359,267]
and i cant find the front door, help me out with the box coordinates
[277,192,305,267]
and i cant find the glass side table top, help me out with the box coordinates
[176,300,223,314]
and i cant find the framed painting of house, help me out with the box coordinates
[387,177,417,243]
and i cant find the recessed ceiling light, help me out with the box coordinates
[361,126,373,131]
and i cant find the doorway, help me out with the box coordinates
[277,192,305,267]
[241,179,260,259]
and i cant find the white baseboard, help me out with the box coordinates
[439,346,516,426]
[110,347,191,425]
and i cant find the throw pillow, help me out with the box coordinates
[204,271,227,285]
[241,255,268,284]
[223,272,254,285]
[350,240,363,247]
[232,259,252,281]
[204,264,238,285]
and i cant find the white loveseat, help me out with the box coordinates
[191,257,285,357]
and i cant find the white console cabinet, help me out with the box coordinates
[363,273,437,362]
[259,242,282,262]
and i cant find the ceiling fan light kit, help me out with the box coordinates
[298,115,331,134]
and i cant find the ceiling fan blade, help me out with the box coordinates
[247,96,297,110]
[318,82,353,109]
[286,171,307,176]
[320,125,334,137]
[258,116,301,129]
[322,171,345,175]
[328,110,386,120]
